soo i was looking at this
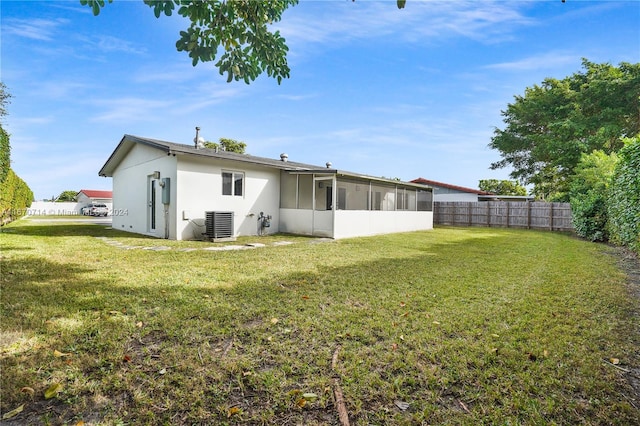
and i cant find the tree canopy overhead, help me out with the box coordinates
[489,59,640,201]
[81,0,299,84]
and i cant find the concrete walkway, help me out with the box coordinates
[93,236,328,251]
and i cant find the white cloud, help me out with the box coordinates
[74,34,147,55]
[278,1,533,51]
[2,17,68,41]
[27,81,93,100]
[89,97,175,123]
[485,51,579,71]
[275,93,319,101]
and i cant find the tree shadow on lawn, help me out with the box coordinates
[1,222,134,238]
[1,255,116,425]
[2,231,640,425]
[0,231,497,424]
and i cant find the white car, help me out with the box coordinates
[83,203,109,216]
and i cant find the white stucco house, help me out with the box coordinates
[98,135,434,240]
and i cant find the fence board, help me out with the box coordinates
[434,201,574,232]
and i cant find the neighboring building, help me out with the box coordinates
[27,189,113,216]
[99,135,434,240]
[410,178,533,202]
[410,178,492,202]
[77,189,113,205]
[77,189,113,215]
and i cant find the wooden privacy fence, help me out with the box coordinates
[434,201,574,232]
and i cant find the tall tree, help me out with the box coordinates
[56,190,79,202]
[478,179,527,196]
[0,82,12,184]
[0,83,33,222]
[0,82,11,120]
[204,137,247,154]
[489,60,640,201]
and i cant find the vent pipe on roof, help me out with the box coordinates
[280,153,288,162]
[194,126,205,149]
[326,162,332,168]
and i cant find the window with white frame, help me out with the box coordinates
[222,171,244,196]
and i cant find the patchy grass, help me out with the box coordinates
[1,218,639,425]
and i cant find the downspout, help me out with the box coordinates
[311,173,316,235]
[331,174,337,238]
[164,205,169,239]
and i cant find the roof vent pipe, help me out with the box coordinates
[194,126,205,149]
[326,162,332,168]
[280,153,288,162]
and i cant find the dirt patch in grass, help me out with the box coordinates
[607,246,640,410]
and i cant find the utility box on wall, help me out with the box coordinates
[161,178,170,204]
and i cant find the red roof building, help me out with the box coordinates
[78,189,113,199]
[410,178,492,196]
[411,178,533,202]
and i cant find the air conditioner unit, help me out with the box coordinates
[204,211,235,241]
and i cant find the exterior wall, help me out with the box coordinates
[334,210,433,239]
[27,201,85,215]
[28,201,113,215]
[77,193,112,206]
[279,209,433,239]
[279,208,314,236]
[111,144,177,238]
[176,155,281,240]
[433,189,479,202]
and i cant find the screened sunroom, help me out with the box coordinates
[279,170,433,239]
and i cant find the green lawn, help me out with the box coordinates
[1,218,639,425]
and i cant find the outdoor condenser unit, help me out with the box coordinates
[204,211,234,240]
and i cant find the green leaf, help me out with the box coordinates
[302,392,318,402]
[2,404,24,420]
[44,383,63,399]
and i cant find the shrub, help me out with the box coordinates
[0,168,33,224]
[571,193,608,241]
[608,136,640,253]
[569,150,617,242]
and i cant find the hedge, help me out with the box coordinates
[0,168,33,225]
[607,136,640,254]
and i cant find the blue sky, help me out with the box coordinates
[2,0,639,200]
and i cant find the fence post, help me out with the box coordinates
[549,203,554,231]
[506,202,510,228]
[486,201,491,227]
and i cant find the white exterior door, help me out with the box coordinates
[148,176,158,234]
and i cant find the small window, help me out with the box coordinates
[222,171,244,196]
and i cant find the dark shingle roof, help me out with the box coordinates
[99,134,431,190]
[99,134,329,177]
